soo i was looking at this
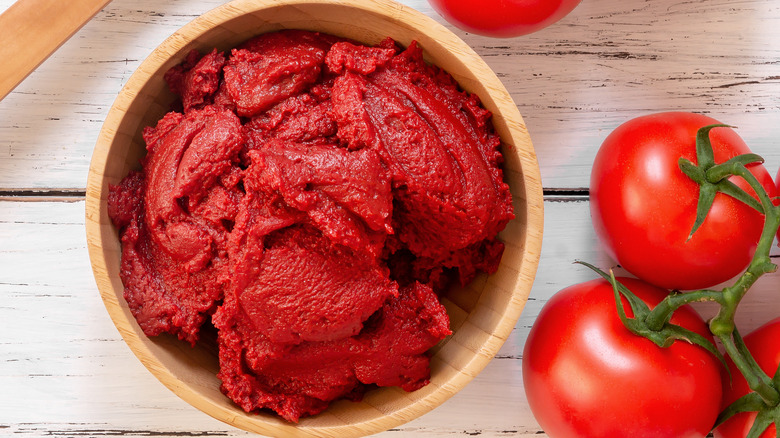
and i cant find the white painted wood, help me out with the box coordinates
[2,0,780,436]
[2,0,780,190]
[2,200,778,436]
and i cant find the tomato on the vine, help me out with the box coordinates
[427,0,581,38]
[590,112,776,291]
[714,318,780,438]
[522,277,723,437]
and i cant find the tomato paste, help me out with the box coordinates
[107,30,513,422]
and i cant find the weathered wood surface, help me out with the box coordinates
[2,0,780,436]
[1,0,779,190]
[2,200,777,436]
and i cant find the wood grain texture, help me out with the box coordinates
[0,0,113,100]
[470,0,780,189]
[2,0,780,436]
[4,200,778,436]
[1,0,780,190]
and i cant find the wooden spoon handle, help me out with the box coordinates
[0,0,112,101]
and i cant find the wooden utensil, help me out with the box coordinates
[0,0,112,101]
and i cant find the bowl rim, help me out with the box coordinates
[85,0,544,436]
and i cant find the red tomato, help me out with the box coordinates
[522,277,723,438]
[590,112,776,291]
[427,0,581,38]
[714,318,780,438]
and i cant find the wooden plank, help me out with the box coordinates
[1,0,779,435]
[1,0,780,190]
[0,0,222,191]
[469,0,780,188]
[2,199,777,436]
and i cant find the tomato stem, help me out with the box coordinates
[710,164,779,336]
[719,332,779,407]
[645,290,723,332]
[646,151,776,333]
[706,162,780,409]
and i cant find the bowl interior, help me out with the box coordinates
[85,0,543,436]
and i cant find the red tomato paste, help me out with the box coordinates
[107,30,513,422]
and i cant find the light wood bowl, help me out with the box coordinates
[85,0,544,436]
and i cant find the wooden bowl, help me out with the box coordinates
[85,0,544,436]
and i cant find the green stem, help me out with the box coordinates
[719,332,780,407]
[645,290,723,332]
[733,328,775,391]
[704,162,780,409]
[647,162,777,333]
[710,165,779,336]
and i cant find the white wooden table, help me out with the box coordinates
[2,0,779,436]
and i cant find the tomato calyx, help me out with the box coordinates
[715,327,780,436]
[576,261,726,363]
[729,403,780,438]
[715,341,780,437]
[718,396,780,438]
[678,124,766,239]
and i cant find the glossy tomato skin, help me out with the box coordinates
[428,0,581,38]
[714,318,780,438]
[523,277,723,438]
[590,112,776,291]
